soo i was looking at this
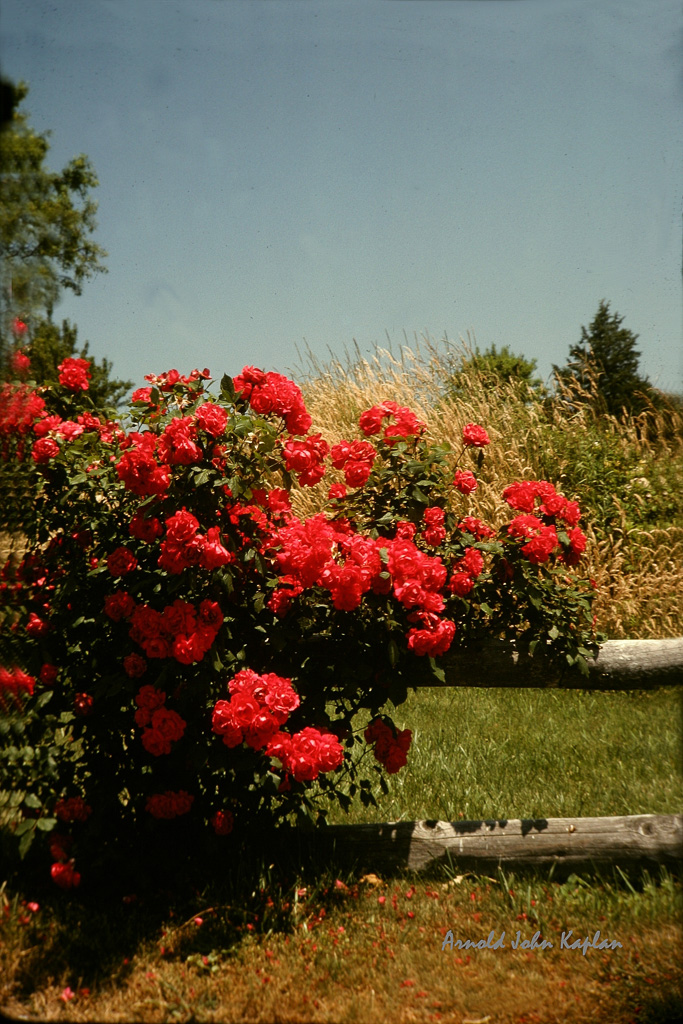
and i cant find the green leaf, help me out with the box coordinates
[233,416,254,437]
[36,816,57,831]
[220,374,236,400]
[23,793,41,809]
[387,639,400,668]
[430,660,446,683]
[19,830,35,859]
[548,625,560,640]
[575,654,589,677]
[388,684,408,708]
[14,819,36,836]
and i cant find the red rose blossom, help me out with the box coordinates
[211,810,234,836]
[123,652,147,678]
[10,350,31,376]
[74,693,94,716]
[55,796,91,823]
[31,437,60,464]
[58,357,91,392]
[462,423,490,448]
[453,469,478,495]
[146,790,194,819]
[106,547,138,577]
[51,860,81,889]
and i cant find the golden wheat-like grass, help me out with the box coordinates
[588,523,683,638]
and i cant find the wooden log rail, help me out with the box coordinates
[431,638,683,689]
[299,639,683,875]
[312,815,683,874]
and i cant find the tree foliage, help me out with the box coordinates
[445,342,544,401]
[25,319,131,412]
[0,81,107,322]
[0,81,132,405]
[553,301,655,418]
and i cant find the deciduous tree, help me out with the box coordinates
[446,341,544,400]
[0,81,131,404]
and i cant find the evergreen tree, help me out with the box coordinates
[554,301,654,417]
[0,82,107,327]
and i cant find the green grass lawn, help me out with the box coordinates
[2,684,681,1023]
[323,686,683,826]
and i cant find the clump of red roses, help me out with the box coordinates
[365,718,412,774]
[0,353,597,894]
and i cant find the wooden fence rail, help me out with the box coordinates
[431,638,683,689]
[300,638,683,875]
[311,815,683,874]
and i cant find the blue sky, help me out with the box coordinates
[2,0,682,395]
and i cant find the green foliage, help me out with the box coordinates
[24,318,132,410]
[0,81,120,393]
[445,342,544,400]
[553,300,657,418]
[0,82,106,319]
[527,416,683,533]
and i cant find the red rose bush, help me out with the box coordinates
[0,358,597,884]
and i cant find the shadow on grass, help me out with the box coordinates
[3,820,681,999]
[634,992,683,1024]
[2,824,379,995]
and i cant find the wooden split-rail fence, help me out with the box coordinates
[307,638,683,875]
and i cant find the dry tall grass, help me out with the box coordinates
[292,335,683,640]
